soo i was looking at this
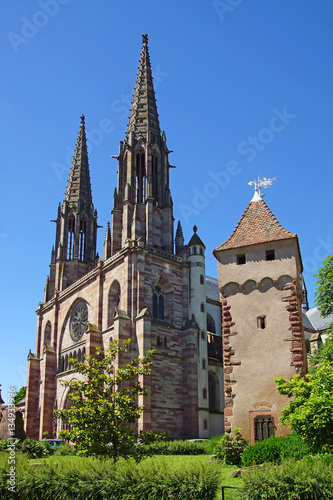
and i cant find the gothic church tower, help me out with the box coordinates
[25,35,224,441]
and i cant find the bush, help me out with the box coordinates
[21,438,52,458]
[0,453,220,499]
[53,442,77,456]
[215,428,248,466]
[241,457,333,499]
[242,434,309,466]
[143,439,209,455]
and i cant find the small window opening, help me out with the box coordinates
[164,337,168,348]
[79,219,86,261]
[204,419,208,430]
[203,388,207,399]
[237,254,246,265]
[201,331,205,340]
[200,248,203,255]
[67,216,75,259]
[202,359,206,369]
[200,275,204,285]
[157,335,161,347]
[257,315,267,329]
[193,247,197,255]
[200,303,205,313]
[265,249,275,261]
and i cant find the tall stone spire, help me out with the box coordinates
[111,35,174,254]
[64,114,93,213]
[126,34,161,142]
[45,116,98,300]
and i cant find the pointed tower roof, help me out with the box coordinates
[64,115,93,213]
[126,34,161,141]
[214,198,296,252]
[188,225,205,248]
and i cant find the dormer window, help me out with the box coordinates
[266,249,275,261]
[237,254,246,265]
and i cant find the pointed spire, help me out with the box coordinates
[64,115,93,213]
[175,220,185,255]
[188,225,205,248]
[103,221,112,260]
[126,34,161,141]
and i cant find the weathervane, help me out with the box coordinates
[248,176,276,200]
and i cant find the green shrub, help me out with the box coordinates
[21,438,52,458]
[206,435,223,455]
[242,434,309,466]
[143,439,209,455]
[215,428,248,466]
[241,457,333,500]
[53,442,77,456]
[0,454,220,499]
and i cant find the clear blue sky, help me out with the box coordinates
[1,1,333,403]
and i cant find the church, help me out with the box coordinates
[25,35,307,444]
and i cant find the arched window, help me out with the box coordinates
[82,347,86,362]
[209,373,219,411]
[157,335,161,347]
[164,336,168,348]
[64,354,68,371]
[78,219,86,261]
[200,275,204,285]
[193,247,197,255]
[44,321,51,346]
[108,281,121,326]
[78,349,82,363]
[152,154,158,203]
[207,314,216,334]
[153,285,164,320]
[136,150,145,203]
[67,215,75,259]
[60,356,64,373]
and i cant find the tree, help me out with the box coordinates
[14,386,26,406]
[275,363,333,453]
[55,339,154,461]
[275,257,333,453]
[314,255,333,318]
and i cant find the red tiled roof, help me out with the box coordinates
[214,199,296,251]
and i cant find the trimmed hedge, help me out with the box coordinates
[0,453,219,499]
[143,439,209,455]
[241,457,333,499]
[242,434,309,466]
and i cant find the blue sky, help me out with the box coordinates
[1,1,333,403]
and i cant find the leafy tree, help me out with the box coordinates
[314,255,333,318]
[275,363,333,453]
[55,339,155,462]
[14,386,26,405]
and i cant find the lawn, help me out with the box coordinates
[28,454,244,499]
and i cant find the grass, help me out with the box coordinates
[28,454,244,499]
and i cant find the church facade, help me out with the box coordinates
[25,35,224,441]
[25,35,307,443]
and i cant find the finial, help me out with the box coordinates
[142,34,148,44]
[248,176,276,201]
[193,225,197,233]
[80,114,85,124]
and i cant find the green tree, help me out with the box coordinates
[55,339,154,462]
[275,363,333,453]
[14,386,26,405]
[314,255,333,318]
